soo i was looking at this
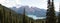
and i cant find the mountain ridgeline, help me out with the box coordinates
[11,6,46,17]
[11,6,58,17]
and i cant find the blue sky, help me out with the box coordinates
[0,0,59,11]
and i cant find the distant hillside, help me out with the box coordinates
[0,4,22,23]
[0,4,35,23]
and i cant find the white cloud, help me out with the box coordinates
[0,0,5,3]
[0,0,59,11]
[54,2,59,11]
[0,0,21,7]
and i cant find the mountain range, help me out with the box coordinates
[11,6,58,17]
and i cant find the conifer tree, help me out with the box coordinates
[8,10,11,23]
[0,4,3,23]
[58,4,60,23]
[2,4,5,23]
[23,8,25,23]
[46,0,56,23]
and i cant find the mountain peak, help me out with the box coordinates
[11,6,58,17]
[11,6,47,17]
